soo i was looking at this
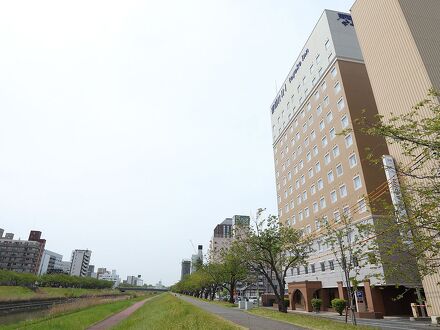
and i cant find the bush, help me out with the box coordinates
[284,298,290,308]
[311,298,322,312]
[331,298,346,316]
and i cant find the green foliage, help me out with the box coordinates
[331,298,347,316]
[311,298,322,311]
[0,270,113,290]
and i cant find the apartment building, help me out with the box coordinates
[38,250,63,275]
[0,229,46,274]
[70,249,92,277]
[180,260,191,280]
[270,10,419,317]
[351,0,440,319]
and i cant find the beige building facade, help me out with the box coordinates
[271,9,420,317]
[351,0,440,318]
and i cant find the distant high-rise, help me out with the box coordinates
[70,249,92,277]
[190,245,203,274]
[38,250,63,275]
[180,259,191,280]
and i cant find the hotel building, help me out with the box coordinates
[351,0,440,318]
[270,10,419,317]
[70,249,92,277]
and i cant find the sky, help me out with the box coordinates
[0,0,354,285]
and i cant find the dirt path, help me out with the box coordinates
[87,296,154,330]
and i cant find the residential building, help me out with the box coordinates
[190,245,203,274]
[180,260,191,280]
[270,9,419,316]
[98,269,120,287]
[87,265,97,278]
[38,250,63,275]
[209,218,233,262]
[351,0,440,318]
[70,249,92,277]
[126,275,143,286]
[0,229,46,274]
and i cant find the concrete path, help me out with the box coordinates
[88,297,153,330]
[178,295,306,330]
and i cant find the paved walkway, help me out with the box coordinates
[88,297,153,330]
[177,295,306,330]
[283,308,433,330]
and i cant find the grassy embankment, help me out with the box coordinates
[0,286,121,302]
[248,308,378,330]
[113,293,242,330]
[1,294,154,330]
[193,296,237,308]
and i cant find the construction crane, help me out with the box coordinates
[189,240,196,253]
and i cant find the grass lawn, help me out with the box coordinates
[112,293,242,330]
[193,296,237,308]
[248,308,379,330]
[0,286,120,302]
[1,296,148,330]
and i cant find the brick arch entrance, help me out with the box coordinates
[288,281,322,312]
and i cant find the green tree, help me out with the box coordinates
[232,209,310,313]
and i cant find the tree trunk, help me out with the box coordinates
[229,282,235,304]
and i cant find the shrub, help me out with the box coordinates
[284,298,290,308]
[311,298,322,312]
[331,298,346,316]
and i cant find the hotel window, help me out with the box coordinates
[345,134,353,148]
[277,195,281,203]
[343,205,351,217]
[309,64,314,74]
[304,137,309,147]
[308,168,314,178]
[313,145,319,156]
[315,161,321,173]
[295,179,300,189]
[305,207,310,218]
[322,216,328,226]
[320,197,327,209]
[302,190,307,201]
[297,194,302,204]
[353,175,362,190]
[332,145,340,158]
[289,186,293,195]
[290,200,294,208]
[299,160,304,170]
[315,219,321,230]
[317,104,322,115]
[300,175,305,185]
[315,90,320,100]
[334,210,341,222]
[294,165,298,174]
[312,77,316,86]
[329,260,335,270]
[325,39,330,50]
[330,190,337,203]
[302,123,307,133]
[339,184,348,198]
[313,202,318,213]
[304,265,309,274]
[320,261,325,271]
[299,211,303,221]
[318,67,323,76]
[308,116,313,126]
[326,111,333,123]
[336,163,343,177]
[316,54,321,64]
[311,130,316,141]
[322,136,328,147]
[297,145,302,154]
[311,263,316,273]
[317,178,324,190]
[349,153,357,168]
[287,158,291,166]
[294,119,299,127]
[292,215,296,225]
[301,110,305,118]
[334,81,341,94]
[329,127,336,140]
[292,152,297,160]
[310,184,316,195]
[281,151,284,158]
[296,132,300,141]
[297,85,301,93]
[324,153,331,165]
[323,95,329,107]
[306,225,312,234]
[288,171,292,180]
[341,115,349,128]
[327,170,334,183]
[285,145,289,154]
[284,190,288,198]
[331,67,337,78]
[328,52,333,61]
[321,81,327,91]
[307,103,312,112]
[319,120,325,131]
[306,151,312,162]
[285,204,289,212]
[358,198,367,213]
[337,98,345,111]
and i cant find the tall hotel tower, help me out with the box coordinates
[270,10,420,317]
[352,0,440,319]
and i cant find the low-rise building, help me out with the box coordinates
[126,275,143,286]
[98,269,120,287]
